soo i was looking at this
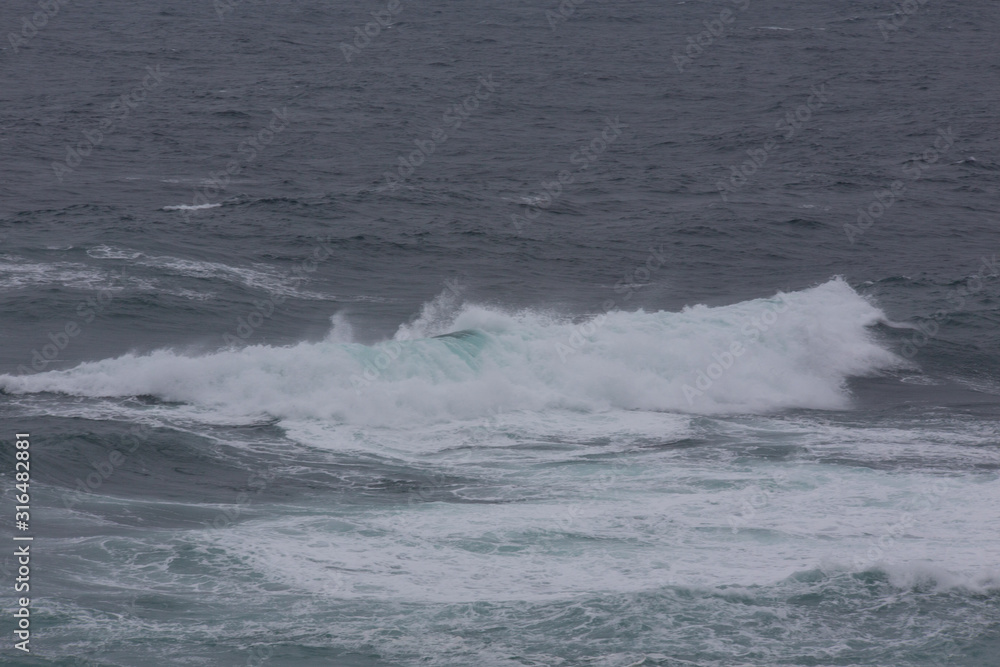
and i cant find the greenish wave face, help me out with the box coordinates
[0,279,902,426]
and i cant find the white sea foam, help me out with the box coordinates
[196,458,1000,603]
[139,256,314,297]
[161,203,221,211]
[0,256,218,300]
[0,278,903,424]
[0,259,124,290]
[86,245,329,298]
[86,245,144,260]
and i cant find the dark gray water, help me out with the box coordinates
[1,0,998,665]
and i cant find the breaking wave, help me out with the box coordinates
[0,278,901,424]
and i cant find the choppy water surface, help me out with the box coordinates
[1,0,998,665]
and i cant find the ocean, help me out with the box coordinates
[1,0,998,665]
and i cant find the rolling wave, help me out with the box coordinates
[0,278,901,424]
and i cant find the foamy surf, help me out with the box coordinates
[161,203,222,211]
[84,245,330,298]
[0,278,903,424]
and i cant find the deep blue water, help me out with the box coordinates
[1,0,999,665]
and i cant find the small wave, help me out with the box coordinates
[161,203,221,212]
[85,246,328,299]
[0,259,124,291]
[87,245,143,260]
[877,562,1000,594]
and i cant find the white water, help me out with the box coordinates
[10,278,997,667]
[0,278,903,424]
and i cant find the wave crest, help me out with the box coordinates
[0,278,901,424]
